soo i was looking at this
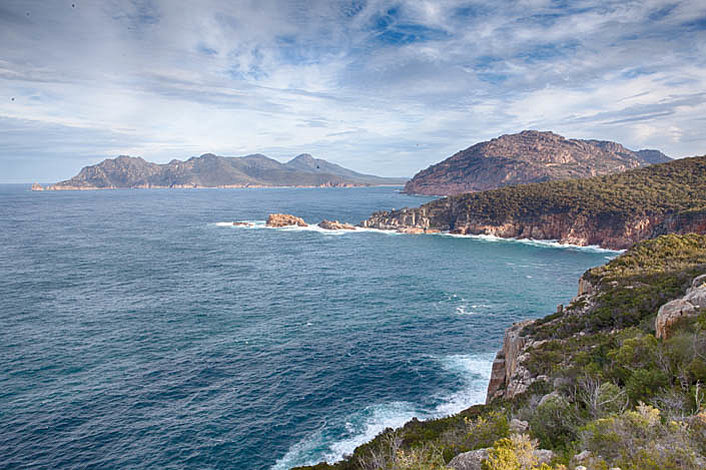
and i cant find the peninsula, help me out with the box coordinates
[363,155,706,250]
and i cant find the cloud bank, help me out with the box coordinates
[1,0,706,182]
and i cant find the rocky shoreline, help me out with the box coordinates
[361,156,706,250]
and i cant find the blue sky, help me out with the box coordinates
[2,0,706,182]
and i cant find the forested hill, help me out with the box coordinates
[363,155,706,250]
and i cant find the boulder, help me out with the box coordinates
[509,418,529,433]
[655,274,706,339]
[448,447,554,470]
[233,221,253,226]
[318,219,356,230]
[534,449,555,465]
[266,213,308,227]
[447,448,489,470]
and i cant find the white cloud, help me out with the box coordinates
[1,0,706,182]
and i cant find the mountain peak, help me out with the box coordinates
[405,131,671,196]
[47,152,405,189]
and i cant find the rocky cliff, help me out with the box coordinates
[404,130,670,196]
[295,235,706,470]
[362,155,706,250]
[37,153,406,190]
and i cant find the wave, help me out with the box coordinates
[211,221,401,236]
[212,221,621,253]
[271,353,494,470]
[439,232,623,253]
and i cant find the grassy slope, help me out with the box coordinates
[295,234,706,470]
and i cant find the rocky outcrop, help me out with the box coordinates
[318,220,356,230]
[363,208,667,250]
[655,274,706,339]
[447,448,489,470]
[486,319,537,403]
[448,447,555,470]
[405,130,670,196]
[45,153,405,190]
[30,183,44,191]
[266,214,308,227]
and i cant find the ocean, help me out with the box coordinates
[0,185,614,469]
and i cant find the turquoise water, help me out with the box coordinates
[0,185,614,469]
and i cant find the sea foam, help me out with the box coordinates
[213,220,621,253]
[271,353,494,469]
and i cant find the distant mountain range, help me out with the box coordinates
[404,130,671,196]
[34,153,406,190]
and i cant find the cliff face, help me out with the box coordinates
[362,156,706,250]
[294,235,706,470]
[405,130,670,196]
[39,154,406,190]
[487,236,706,404]
[486,319,537,403]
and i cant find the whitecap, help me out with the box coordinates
[433,354,494,416]
[271,353,495,469]
[271,402,418,470]
[437,231,622,253]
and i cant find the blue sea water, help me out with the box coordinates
[0,185,615,469]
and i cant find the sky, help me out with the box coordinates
[2,1,706,182]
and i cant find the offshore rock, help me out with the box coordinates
[655,274,706,339]
[31,183,44,191]
[318,220,356,230]
[266,213,308,227]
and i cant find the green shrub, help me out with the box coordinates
[625,369,670,403]
[528,395,579,450]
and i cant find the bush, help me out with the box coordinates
[528,395,579,450]
[481,434,566,470]
[580,403,705,469]
[625,369,670,403]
